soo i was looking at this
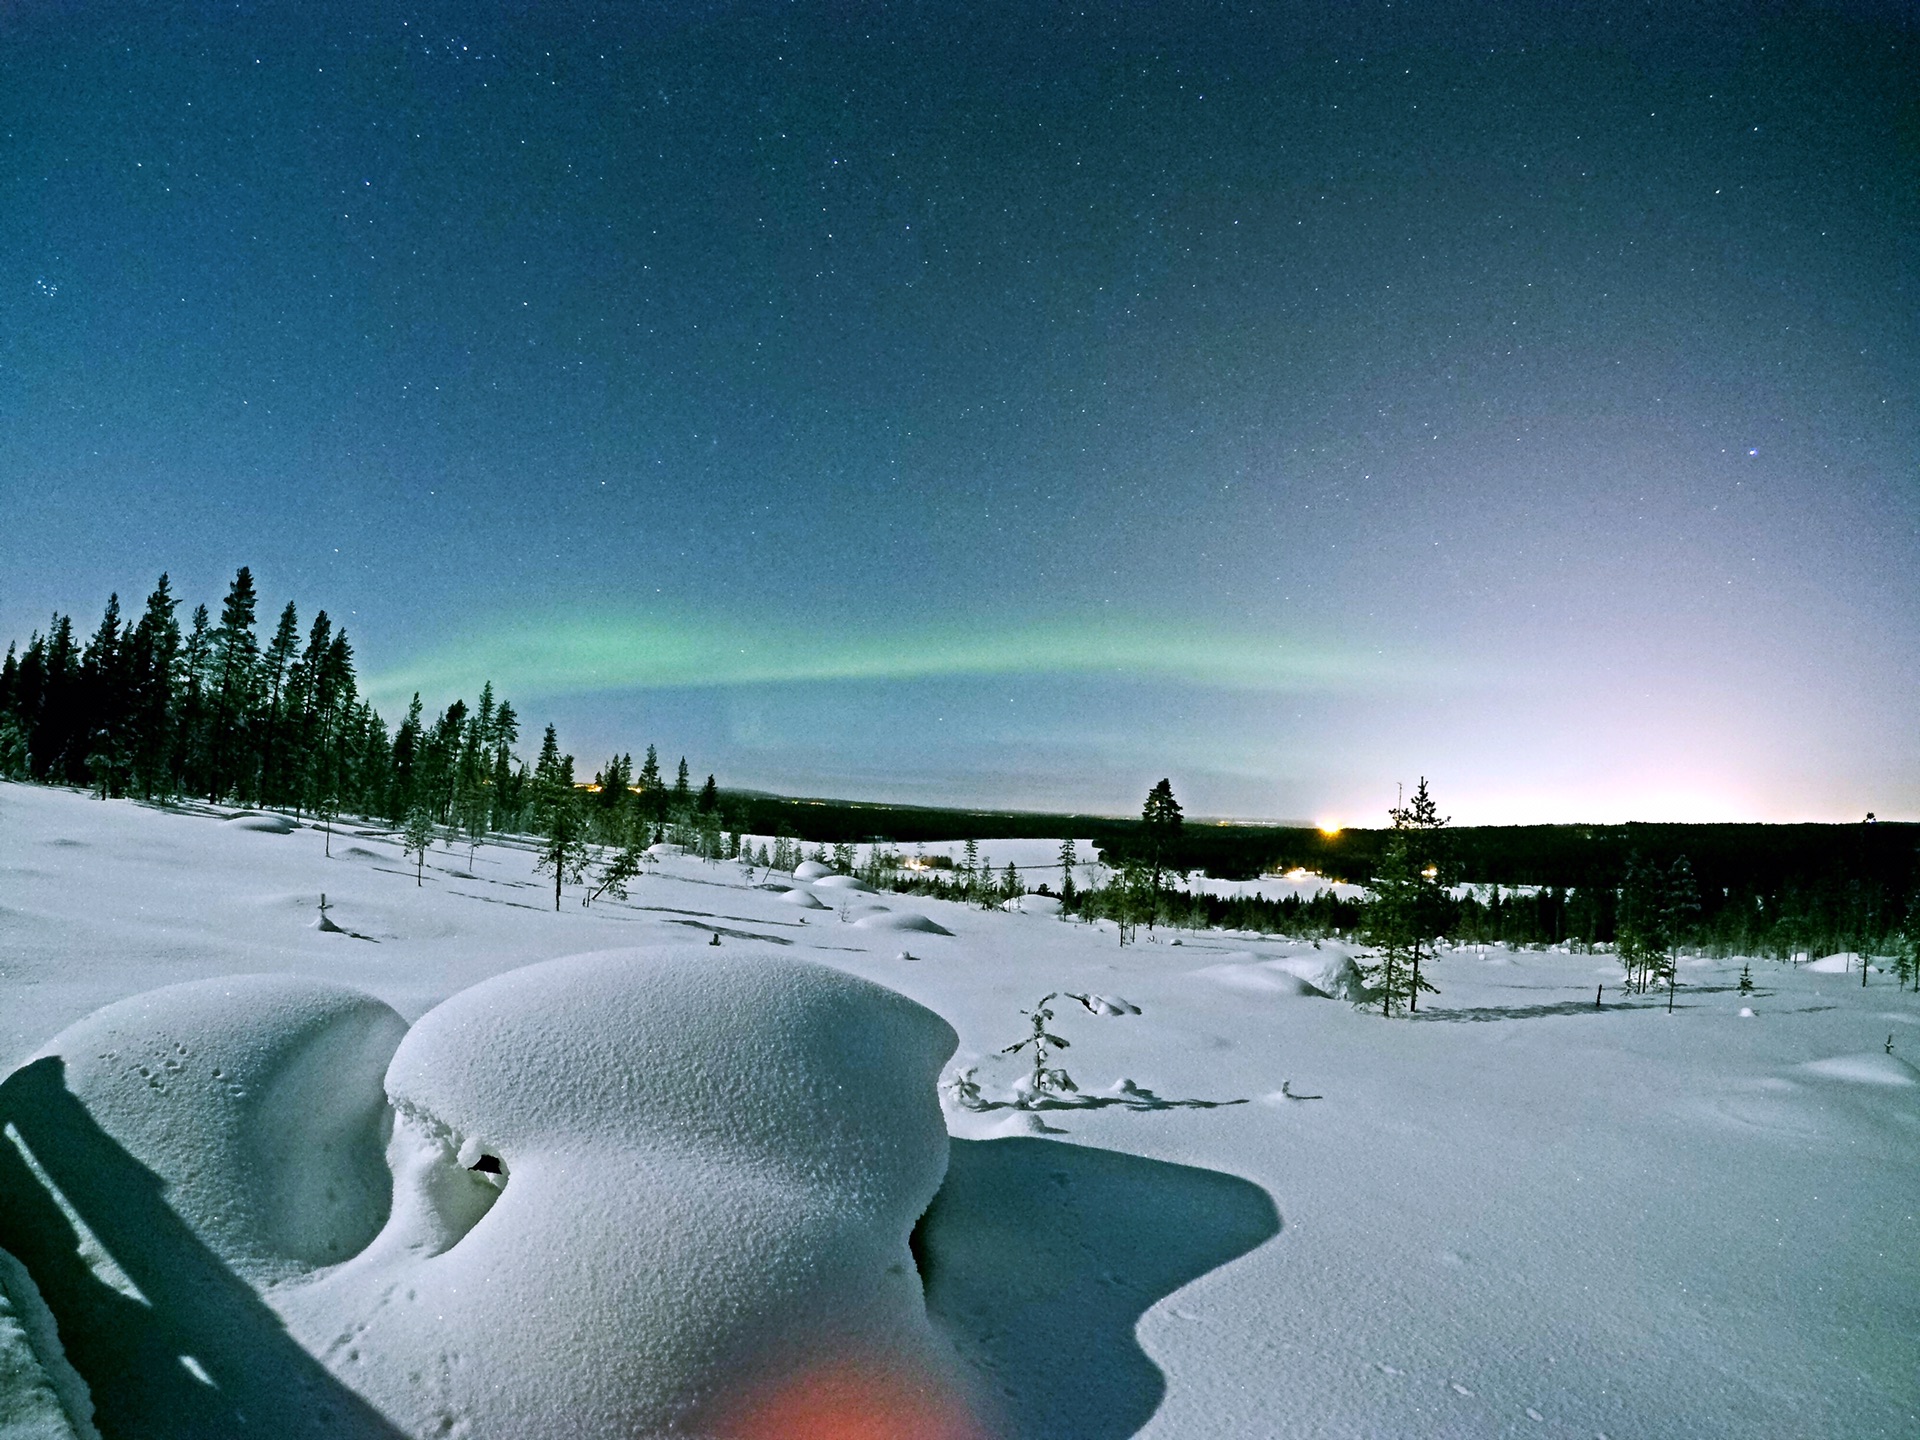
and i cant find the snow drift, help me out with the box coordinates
[5,948,973,1440]
[854,911,955,935]
[26,975,409,1282]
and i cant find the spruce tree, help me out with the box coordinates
[1141,778,1184,921]
[204,567,260,802]
[697,773,719,813]
[1058,837,1079,908]
[1358,780,1449,1015]
[80,594,127,797]
[403,804,435,886]
[1388,777,1450,1010]
[256,601,300,804]
[123,576,182,798]
[532,733,588,910]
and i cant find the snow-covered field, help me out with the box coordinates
[2,782,1915,1439]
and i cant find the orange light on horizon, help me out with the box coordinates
[1318,821,1342,836]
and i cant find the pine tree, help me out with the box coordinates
[532,735,588,910]
[256,600,300,804]
[1140,778,1184,923]
[1058,837,1079,908]
[1387,777,1450,1011]
[1358,780,1449,1015]
[402,804,436,887]
[1000,995,1077,1107]
[80,594,127,797]
[587,838,644,905]
[204,567,260,801]
[1359,835,1433,1015]
[672,756,691,809]
[636,744,663,818]
[123,576,182,797]
[697,773,719,813]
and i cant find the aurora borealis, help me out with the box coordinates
[2,2,1915,822]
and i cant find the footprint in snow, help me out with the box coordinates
[1450,1382,1475,1397]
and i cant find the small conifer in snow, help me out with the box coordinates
[402,805,435,887]
[1001,994,1077,1106]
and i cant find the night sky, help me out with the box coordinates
[3,2,1915,823]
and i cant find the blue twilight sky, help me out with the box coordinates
[2,1,1915,824]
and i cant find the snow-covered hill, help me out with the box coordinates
[2,782,1915,1438]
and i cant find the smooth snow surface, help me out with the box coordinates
[3,784,1917,1440]
[1798,1053,1920,1086]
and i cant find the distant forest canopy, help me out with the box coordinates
[730,793,1916,893]
[0,568,717,838]
[3,569,1914,958]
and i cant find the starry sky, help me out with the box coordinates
[3,1,1915,824]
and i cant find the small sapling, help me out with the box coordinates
[1001,993,1078,1107]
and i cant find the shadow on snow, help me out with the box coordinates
[0,1057,406,1440]
[915,1137,1279,1440]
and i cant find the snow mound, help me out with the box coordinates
[1002,894,1063,915]
[1798,1053,1920,1087]
[793,860,836,880]
[854,911,954,936]
[1271,951,1368,1000]
[813,874,874,892]
[281,946,965,1439]
[1193,961,1329,999]
[222,812,296,834]
[779,886,830,909]
[1065,993,1140,1017]
[25,975,409,1281]
[0,1248,99,1440]
[1806,952,1868,974]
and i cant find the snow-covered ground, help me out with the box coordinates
[2,782,1915,1439]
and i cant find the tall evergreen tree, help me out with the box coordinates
[1141,778,1184,929]
[80,594,127,795]
[175,603,213,793]
[532,732,588,910]
[256,600,300,802]
[1359,779,1450,1015]
[123,576,182,797]
[28,614,83,783]
[204,567,261,801]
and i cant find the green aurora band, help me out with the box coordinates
[366,612,1443,711]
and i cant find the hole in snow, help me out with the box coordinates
[468,1154,502,1174]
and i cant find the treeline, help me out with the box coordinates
[0,568,717,848]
